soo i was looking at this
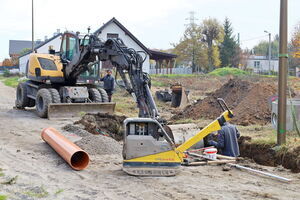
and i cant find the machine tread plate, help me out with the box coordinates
[123,162,181,177]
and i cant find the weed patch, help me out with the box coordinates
[24,186,49,198]
[0,195,8,200]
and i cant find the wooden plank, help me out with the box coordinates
[216,154,236,160]
[187,159,236,166]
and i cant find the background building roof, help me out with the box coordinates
[94,17,151,55]
[9,40,34,55]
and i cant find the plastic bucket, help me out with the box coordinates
[204,148,218,160]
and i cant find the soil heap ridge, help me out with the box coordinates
[172,78,277,126]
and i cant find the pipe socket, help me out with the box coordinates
[41,127,89,170]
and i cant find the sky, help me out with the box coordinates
[0,0,300,61]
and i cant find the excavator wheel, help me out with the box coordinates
[48,88,61,103]
[98,88,109,102]
[88,88,102,102]
[15,82,30,108]
[36,88,53,118]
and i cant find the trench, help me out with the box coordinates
[239,136,300,173]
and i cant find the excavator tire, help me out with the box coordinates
[88,88,102,102]
[48,88,61,103]
[98,88,109,102]
[15,82,30,108]
[36,88,53,118]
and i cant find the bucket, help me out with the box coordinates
[204,148,218,160]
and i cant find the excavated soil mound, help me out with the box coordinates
[75,135,122,155]
[62,124,122,155]
[172,78,276,126]
[239,136,300,173]
[75,113,127,141]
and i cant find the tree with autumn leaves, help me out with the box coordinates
[172,17,241,72]
[290,22,300,72]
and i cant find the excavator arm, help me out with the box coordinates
[61,31,160,119]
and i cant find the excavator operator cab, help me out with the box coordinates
[59,32,100,84]
[60,32,80,62]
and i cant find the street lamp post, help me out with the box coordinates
[264,30,272,75]
[32,0,34,52]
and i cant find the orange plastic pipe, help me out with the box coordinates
[41,127,89,170]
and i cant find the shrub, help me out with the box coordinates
[3,69,10,77]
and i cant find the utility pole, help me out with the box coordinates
[32,0,34,52]
[277,0,288,145]
[185,11,198,73]
[264,31,272,75]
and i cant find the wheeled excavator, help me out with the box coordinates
[16,32,115,118]
[16,30,234,176]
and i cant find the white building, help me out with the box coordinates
[19,33,62,74]
[19,17,152,74]
[246,55,279,73]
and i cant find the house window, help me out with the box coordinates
[107,33,119,39]
[254,61,260,68]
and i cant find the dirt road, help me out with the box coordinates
[0,81,300,200]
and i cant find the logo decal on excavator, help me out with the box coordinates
[155,158,175,161]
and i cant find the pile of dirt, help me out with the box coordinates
[75,113,127,141]
[62,124,90,137]
[172,78,277,126]
[239,136,300,173]
[75,135,122,155]
[62,124,122,155]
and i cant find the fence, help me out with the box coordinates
[0,66,19,75]
[149,67,192,75]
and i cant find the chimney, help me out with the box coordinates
[44,36,48,41]
[57,29,60,34]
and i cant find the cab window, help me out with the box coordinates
[38,58,57,71]
[61,34,78,61]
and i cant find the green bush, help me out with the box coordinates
[208,67,249,76]
[3,69,10,77]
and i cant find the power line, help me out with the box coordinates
[241,34,269,42]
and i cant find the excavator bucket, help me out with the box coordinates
[179,87,189,109]
[171,84,189,108]
[48,102,116,119]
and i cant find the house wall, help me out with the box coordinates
[97,22,150,73]
[19,37,62,74]
[247,58,279,73]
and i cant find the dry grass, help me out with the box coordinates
[112,89,138,117]
[237,124,300,149]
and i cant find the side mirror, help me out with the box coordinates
[35,68,41,77]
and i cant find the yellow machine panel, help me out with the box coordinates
[28,53,64,78]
